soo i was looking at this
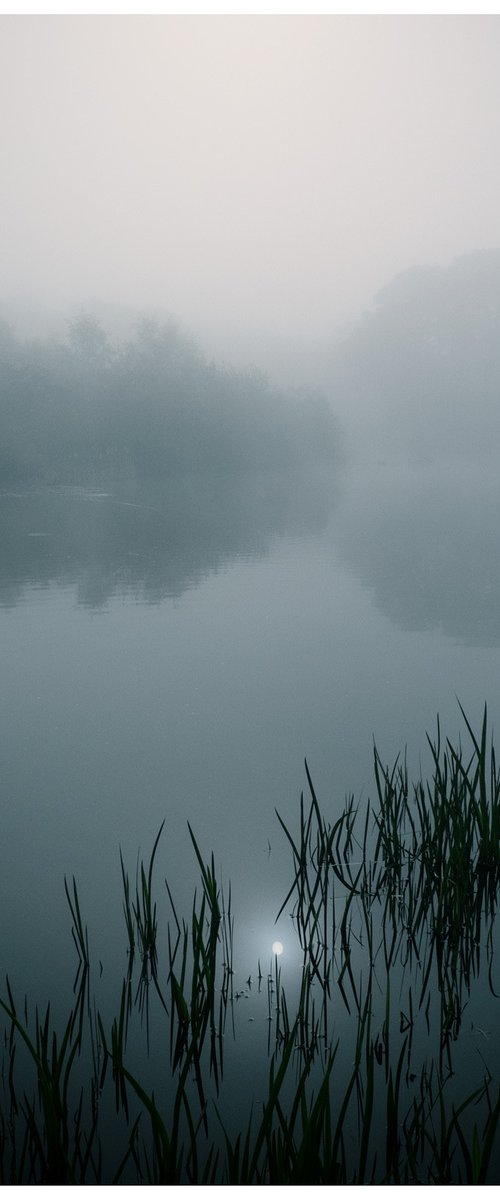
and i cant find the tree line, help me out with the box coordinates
[0,313,338,485]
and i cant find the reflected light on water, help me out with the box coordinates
[272,940,284,956]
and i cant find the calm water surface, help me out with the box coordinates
[1,458,500,1000]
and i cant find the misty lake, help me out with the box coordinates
[3,451,498,974]
[2,454,500,1179]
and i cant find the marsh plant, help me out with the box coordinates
[1,707,500,1183]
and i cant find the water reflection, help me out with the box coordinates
[332,459,500,647]
[0,465,336,609]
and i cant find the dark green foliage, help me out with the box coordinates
[1,707,500,1183]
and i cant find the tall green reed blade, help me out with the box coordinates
[64,876,90,970]
[121,822,169,1028]
[109,1060,185,1183]
[385,1034,408,1182]
[266,1050,340,1184]
[133,820,165,977]
[187,825,222,999]
[0,988,88,1183]
[120,849,135,959]
[246,1017,301,1182]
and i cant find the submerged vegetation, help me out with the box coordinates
[1,707,500,1183]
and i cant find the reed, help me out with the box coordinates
[1,706,500,1183]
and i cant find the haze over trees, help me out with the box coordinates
[0,313,337,485]
[330,248,500,461]
[2,247,500,487]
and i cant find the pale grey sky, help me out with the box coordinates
[1,14,500,342]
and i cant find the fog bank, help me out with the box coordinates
[1,16,500,345]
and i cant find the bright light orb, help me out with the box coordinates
[272,940,284,956]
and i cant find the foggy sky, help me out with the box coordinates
[1,14,500,345]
